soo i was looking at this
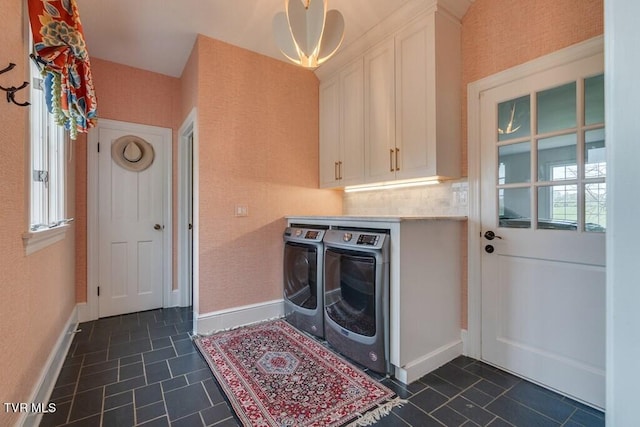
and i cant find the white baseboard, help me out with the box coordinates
[21,307,78,427]
[76,301,92,323]
[195,299,284,335]
[461,329,469,356]
[394,339,463,384]
[169,289,182,308]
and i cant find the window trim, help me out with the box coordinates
[23,29,71,255]
[22,224,71,256]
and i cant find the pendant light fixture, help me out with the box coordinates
[273,0,345,69]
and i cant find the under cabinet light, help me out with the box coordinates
[344,178,443,193]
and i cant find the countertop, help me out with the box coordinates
[286,215,467,223]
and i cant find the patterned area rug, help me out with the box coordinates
[194,319,403,426]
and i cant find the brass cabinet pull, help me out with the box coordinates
[395,148,400,171]
[334,161,339,181]
[389,149,394,172]
[338,161,343,180]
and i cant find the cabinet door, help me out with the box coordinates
[339,58,365,186]
[395,16,433,180]
[364,39,396,183]
[319,75,341,188]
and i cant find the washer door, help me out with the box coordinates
[283,242,318,309]
[324,247,377,337]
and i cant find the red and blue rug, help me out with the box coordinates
[194,319,404,426]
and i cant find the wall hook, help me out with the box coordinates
[1,62,30,107]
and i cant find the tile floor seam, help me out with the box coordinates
[63,365,81,425]
[432,403,469,426]
[441,384,494,425]
[498,394,564,426]
[158,389,170,427]
[100,386,106,425]
[200,380,215,409]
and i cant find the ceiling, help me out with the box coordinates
[77,0,412,77]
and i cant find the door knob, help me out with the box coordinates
[484,230,502,240]
[154,224,163,230]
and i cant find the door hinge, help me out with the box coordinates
[97,286,100,297]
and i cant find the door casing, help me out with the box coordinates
[465,36,605,358]
[82,119,173,322]
[178,108,199,318]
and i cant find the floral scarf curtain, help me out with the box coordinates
[28,0,97,139]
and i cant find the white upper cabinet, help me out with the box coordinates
[318,6,462,188]
[364,39,396,183]
[319,58,365,188]
[319,75,341,188]
[395,11,461,181]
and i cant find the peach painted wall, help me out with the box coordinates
[74,59,181,302]
[461,0,604,177]
[459,0,604,328]
[0,1,77,424]
[193,35,342,314]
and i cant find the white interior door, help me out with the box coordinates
[97,122,170,317]
[480,52,606,408]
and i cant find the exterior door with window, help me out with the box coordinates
[480,52,605,408]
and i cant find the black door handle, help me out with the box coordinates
[484,230,502,240]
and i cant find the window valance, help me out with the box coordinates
[28,0,97,139]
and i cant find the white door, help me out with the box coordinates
[96,121,171,317]
[480,52,606,408]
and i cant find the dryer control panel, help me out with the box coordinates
[324,229,388,251]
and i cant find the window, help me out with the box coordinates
[496,73,606,233]
[23,41,70,254]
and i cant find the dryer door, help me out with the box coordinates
[324,247,377,337]
[283,242,318,309]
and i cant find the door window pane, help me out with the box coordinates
[537,82,576,134]
[585,74,605,125]
[538,134,577,181]
[585,128,606,178]
[498,95,530,141]
[538,185,578,229]
[499,187,531,228]
[499,142,531,184]
[585,183,606,232]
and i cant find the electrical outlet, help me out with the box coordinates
[451,182,469,207]
[235,205,248,217]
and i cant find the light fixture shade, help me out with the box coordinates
[273,0,345,69]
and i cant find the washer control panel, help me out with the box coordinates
[284,227,325,243]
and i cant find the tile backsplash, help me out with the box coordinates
[343,179,469,217]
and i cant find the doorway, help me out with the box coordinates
[178,109,198,321]
[467,37,605,409]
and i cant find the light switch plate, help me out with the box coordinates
[235,205,248,217]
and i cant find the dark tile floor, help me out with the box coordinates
[41,307,605,427]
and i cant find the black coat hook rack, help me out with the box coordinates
[1,62,30,107]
